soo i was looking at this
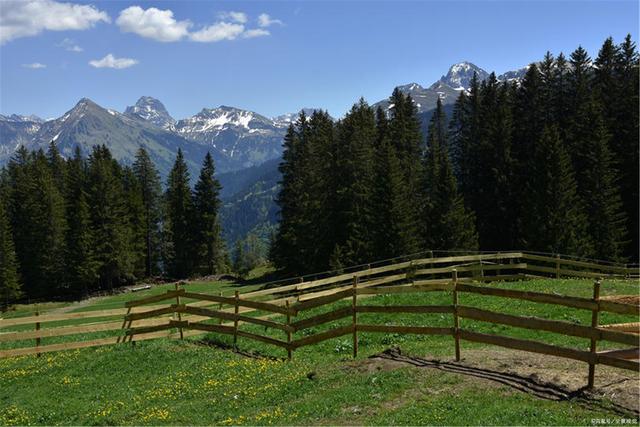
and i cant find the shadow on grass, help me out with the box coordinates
[370,347,639,418]
[193,335,286,361]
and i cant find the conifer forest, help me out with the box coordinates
[0,36,638,303]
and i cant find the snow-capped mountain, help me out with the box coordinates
[0,98,224,179]
[174,106,286,169]
[273,108,327,126]
[373,61,528,115]
[497,66,529,83]
[0,61,531,177]
[0,114,44,123]
[124,96,176,130]
[433,61,490,91]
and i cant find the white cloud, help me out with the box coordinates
[22,62,46,69]
[242,28,270,39]
[0,0,110,44]
[89,54,138,69]
[57,37,83,52]
[116,6,191,42]
[257,13,283,28]
[218,11,247,24]
[114,6,277,43]
[190,22,244,43]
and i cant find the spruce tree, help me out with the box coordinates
[193,152,225,275]
[0,193,21,306]
[520,126,591,255]
[271,118,311,274]
[384,89,423,254]
[422,98,478,251]
[132,147,163,277]
[64,147,97,297]
[86,146,133,290]
[332,100,376,266]
[302,110,337,272]
[467,75,516,250]
[372,138,419,260]
[165,149,195,278]
[579,115,627,261]
[613,35,639,260]
[122,166,147,278]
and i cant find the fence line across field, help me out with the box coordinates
[1,251,638,389]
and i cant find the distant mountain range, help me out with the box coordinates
[0,60,529,245]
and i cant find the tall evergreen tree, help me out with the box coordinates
[271,116,314,274]
[0,192,21,306]
[86,146,134,290]
[193,152,225,275]
[132,147,163,277]
[122,166,147,278]
[372,139,419,259]
[467,75,516,250]
[422,98,478,251]
[613,35,639,261]
[520,126,591,255]
[165,149,195,278]
[331,100,377,266]
[64,147,96,297]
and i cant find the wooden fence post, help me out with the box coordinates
[35,309,40,358]
[555,254,561,279]
[233,291,239,351]
[286,300,292,361]
[588,279,601,388]
[174,282,184,340]
[352,276,358,358]
[452,269,461,362]
[218,292,223,325]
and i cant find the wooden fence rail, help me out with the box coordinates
[1,251,638,389]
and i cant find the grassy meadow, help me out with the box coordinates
[0,277,638,425]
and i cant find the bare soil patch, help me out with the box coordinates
[361,347,639,416]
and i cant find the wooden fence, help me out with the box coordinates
[1,252,638,388]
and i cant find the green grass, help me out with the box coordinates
[0,277,638,425]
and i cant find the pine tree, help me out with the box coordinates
[422,98,478,251]
[467,75,516,250]
[384,89,423,254]
[193,152,225,275]
[372,139,419,259]
[46,141,66,193]
[7,149,67,298]
[64,147,97,297]
[565,46,628,260]
[122,166,147,278]
[165,149,195,278]
[271,117,313,274]
[302,110,337,272]
[332,99,376,266]
[613,35,640,260]
[86,146,134,290]
[0,192,21,306]
[579,116,627,260]
[450,73,482,197]
[520,126,591,255]
[132,147,163,277]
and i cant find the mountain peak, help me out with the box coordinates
[124,96,175,129]
[432,62,490,91]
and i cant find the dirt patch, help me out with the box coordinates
[360,347,639,416]
[342,354,408,374]
[600,295,640,306]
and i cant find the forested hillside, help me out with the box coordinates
[0,35,637,303]
[0,145,227,303]
[271,35,639,274]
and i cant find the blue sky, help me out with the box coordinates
[1,0,638,120]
